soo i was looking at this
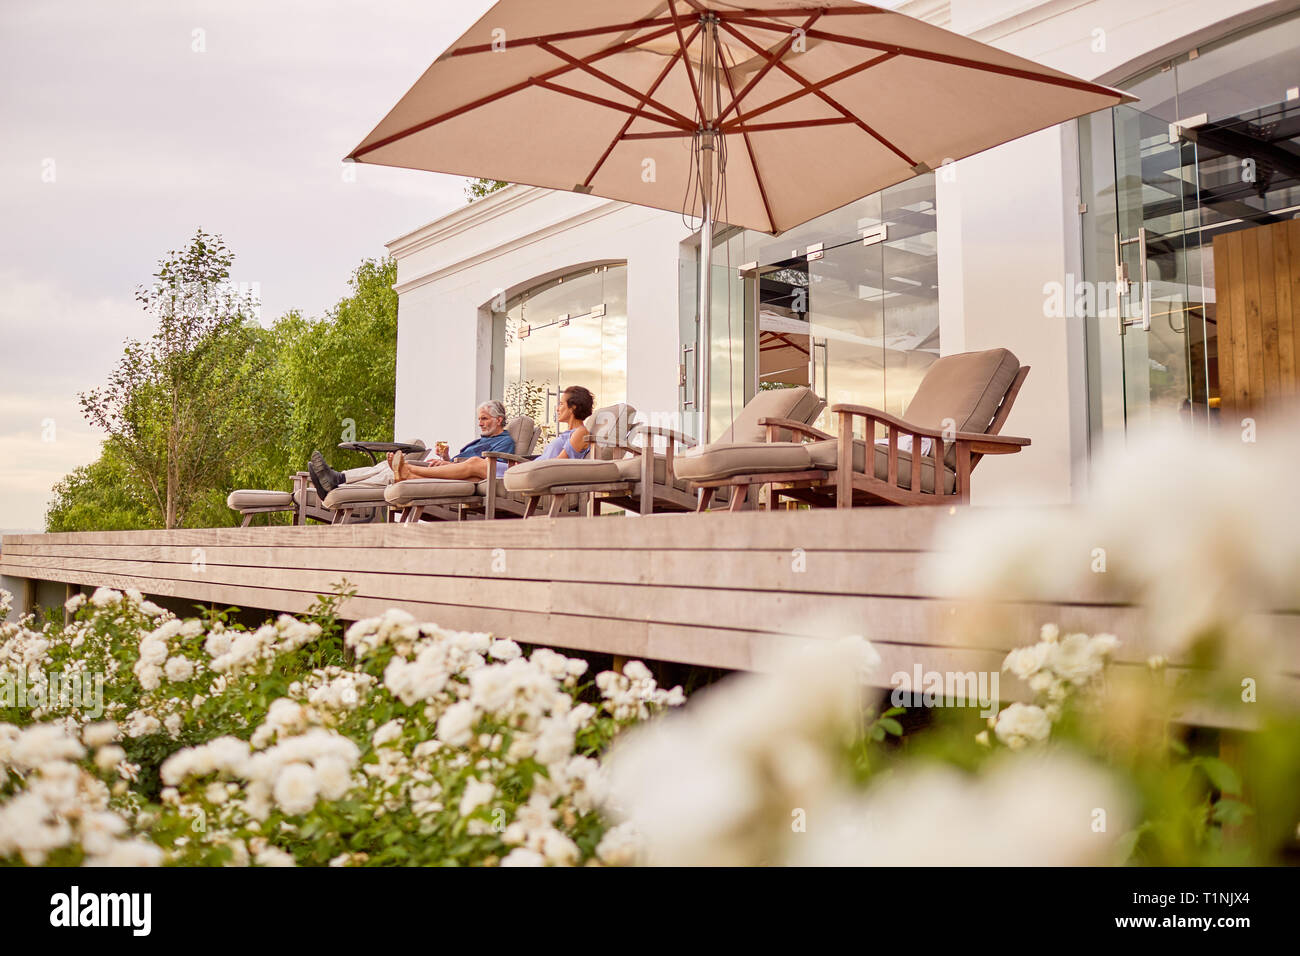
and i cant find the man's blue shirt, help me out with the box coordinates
[455,432,515,469]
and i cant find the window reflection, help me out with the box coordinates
[496,264,628,444]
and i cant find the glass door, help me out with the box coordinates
[1109,105,1211,432]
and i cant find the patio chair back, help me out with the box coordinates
[904,348,1022,436]
[506,416,538,456]
[586,403,637,460]
[717,386,824,444]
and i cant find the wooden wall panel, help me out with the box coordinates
[1213,220,1300,414]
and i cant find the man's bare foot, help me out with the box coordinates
[392,450,407,481]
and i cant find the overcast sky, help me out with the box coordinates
[0,0,498,530]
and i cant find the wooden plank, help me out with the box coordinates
[2,543,937,599]
[1214,234,1234,415]
[1256,223,1281,401]
[1228,233,1252,411]
[1288,219,1300,396]
[0,505,956,553]
[1276,221,1296,394]
[1241,227,1266,411]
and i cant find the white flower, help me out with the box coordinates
[436,701,477,747]
[500,847,544,867]
[993,703,1052,750]
[313,755,352,801]
[82,721,118,748]
[458,777,495,817]
[164,714,183,737]
[272,763,320,816]
[1049,633,1105,684]
[164,656,195,682]
[94,745,126,773]
[1003,643,1051,680]
[595,822,643,866]
[488,639,521,661]
[137,638,168,666]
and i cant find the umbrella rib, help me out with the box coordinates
[717,40,777,234]
[581,24,702,188]
[718,19,917,168]
[727,117,856,133]
[538,40,695,130]
[352,23,684,158]
[449,15,690,56]
[716,12,823,124]
[720,51,897,129]
[667,0,705,121]
[532,78,693,131]
[730,16,1124,99]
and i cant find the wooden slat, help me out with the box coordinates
[1215,235,1235,414]
[1257,222,1281,400]
[1229,232,1252,411]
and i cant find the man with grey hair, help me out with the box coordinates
[307,400,514,498]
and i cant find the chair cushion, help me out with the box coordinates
[674,442,814,481]
[323,485,390,509]
[227,490,294,511]
[718,386,824,444]
[805,440,955,495]
[903,348,1020,437]
[502,458,622,494]
[383,478,479,506]
[612,454,692,492]
[506,416,537,456]
[586,403,637,460]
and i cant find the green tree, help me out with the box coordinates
[45,441,153,532]
[78,230,268,528]
[465,177,508,202]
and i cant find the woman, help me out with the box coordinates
[536,385,594,462]
[392,386,594,481]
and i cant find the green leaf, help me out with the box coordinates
[1195,756,1242,795]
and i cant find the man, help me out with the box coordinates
[307,400,515,498]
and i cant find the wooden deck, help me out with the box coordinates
[3,509,1297,719]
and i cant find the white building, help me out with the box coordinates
[387,0,1299,505]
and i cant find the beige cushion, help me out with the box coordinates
[502,458,622,494]
[805,440,955,495]
[323,485,389,509]
[718,386,824,444]
[585,403,637,460]
[506,416,537,456]
[674,442,813,481]
[227,490,294,511]
[904,348,1020,437]
[383,478,479,506]
[612,454,692,491]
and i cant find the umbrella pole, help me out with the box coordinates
[695,14,719,444]
[697,151,713,444]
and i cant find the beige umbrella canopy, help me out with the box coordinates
[350,0,1130,232]
[349,0,1133,437]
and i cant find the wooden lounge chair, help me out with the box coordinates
[678,348,1030,510]
[227,472,338,527]
[505,388,824,516]
[383,416,539,523]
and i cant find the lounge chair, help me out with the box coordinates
[677,348,1030,509]
[383,416,539,523]
[502,404,641,516]
[505,388,825,516]
[227,472,337,527]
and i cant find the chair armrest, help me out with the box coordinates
[482,451,531,464]
[629,424,698,448]
[830,404,948,439]
[758,417,834,442]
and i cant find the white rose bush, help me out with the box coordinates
[0,589,684,866]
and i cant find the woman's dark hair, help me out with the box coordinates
[562,385,595,421]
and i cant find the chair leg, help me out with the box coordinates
[697,487,714,513]
[588,495,600,517]
[240,513,253,528]
[524,496,540,518]
[547,494,565,518]
[728,485,749,512]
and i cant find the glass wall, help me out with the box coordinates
[495,264,627,446]
[684,174,939,438]
[1080,11,1300,450]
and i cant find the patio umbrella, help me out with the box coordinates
[348,0,1133,439]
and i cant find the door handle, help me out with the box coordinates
[1115,227,1151,335]
[681,343,695,409]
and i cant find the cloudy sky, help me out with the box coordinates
[0,0,498,530]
